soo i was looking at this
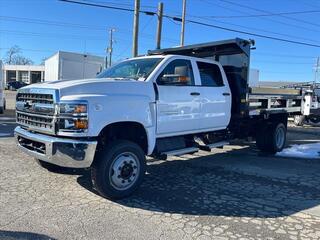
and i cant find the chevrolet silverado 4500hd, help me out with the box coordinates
[14,39,313,199]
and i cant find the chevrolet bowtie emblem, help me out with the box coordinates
[24,101,33,109]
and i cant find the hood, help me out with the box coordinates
[22,78,154,98]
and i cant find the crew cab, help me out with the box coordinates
[14,39,313,199]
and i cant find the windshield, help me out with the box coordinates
[97,58,162,80]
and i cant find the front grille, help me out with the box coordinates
[17,92,54,104]
[16,89,57,134]
[17,112,54,130]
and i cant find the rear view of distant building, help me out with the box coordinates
[45,51,104,81]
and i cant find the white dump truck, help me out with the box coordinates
[14,39,313,199]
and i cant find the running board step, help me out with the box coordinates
[199,141,229,152]
[162,147,199,157]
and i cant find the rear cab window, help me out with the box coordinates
[196,61,224,87]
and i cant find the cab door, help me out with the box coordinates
[155,59,202,137]
[195,60,231,130]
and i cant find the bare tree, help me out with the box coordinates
[40,57,48,65]
[4,45,34,65]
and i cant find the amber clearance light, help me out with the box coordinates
[74,119,88,129]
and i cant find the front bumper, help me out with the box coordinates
[14,126,97,168]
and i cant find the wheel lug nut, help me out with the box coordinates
[133,173,136,176]
[122,180,125,183]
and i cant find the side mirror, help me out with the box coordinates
[160,74,188,85]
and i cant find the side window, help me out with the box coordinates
[197,61,224,87]
[157,59,194,86]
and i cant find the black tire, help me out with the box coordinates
[256,122,286,154]
[0,106,3,114]
[308,116,320,124]
[36,159,67,172]
[91,140,146,199]
[293,115,305,126]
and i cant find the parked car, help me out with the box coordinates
[6,81,28,91]
[14,38,315,199]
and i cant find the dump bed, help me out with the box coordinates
[149,38,309,117]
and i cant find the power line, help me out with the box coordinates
[0,15,178,43]
[0,29,156,50]
[184,19,320,48]
[198,0,320,33]
[59,0,320,48]
[217,0,320,29]
[190,15,320,44]
[0,47,105,56]
[81,0,156,10]
[204,10,320,19]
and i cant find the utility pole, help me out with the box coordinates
[180,0,187,46]
[314,57,320,87]
[107,28,115,67]
[156,2,164,49]
[132,0,140,57]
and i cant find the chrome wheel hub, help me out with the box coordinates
[109,152,140,190]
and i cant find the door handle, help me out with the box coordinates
[190,92,200,96]
[223,92,230,96]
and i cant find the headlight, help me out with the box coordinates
[59,102,87,115]
[57,101,88,132]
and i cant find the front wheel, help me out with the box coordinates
[91,140,146,199]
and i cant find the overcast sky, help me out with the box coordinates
[1,0,320,82]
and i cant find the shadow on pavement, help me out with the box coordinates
[0,230,56,240]
[0,109,17,138]
[75,143,320,219]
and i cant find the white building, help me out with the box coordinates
[3,64,45,85]
[45,51,104,81]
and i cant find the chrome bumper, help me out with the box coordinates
[14,126,97,168]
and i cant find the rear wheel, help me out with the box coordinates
[308,116,320,125]
[0,106,3,114]
[256,122,286,154]
[91,140,146,199]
